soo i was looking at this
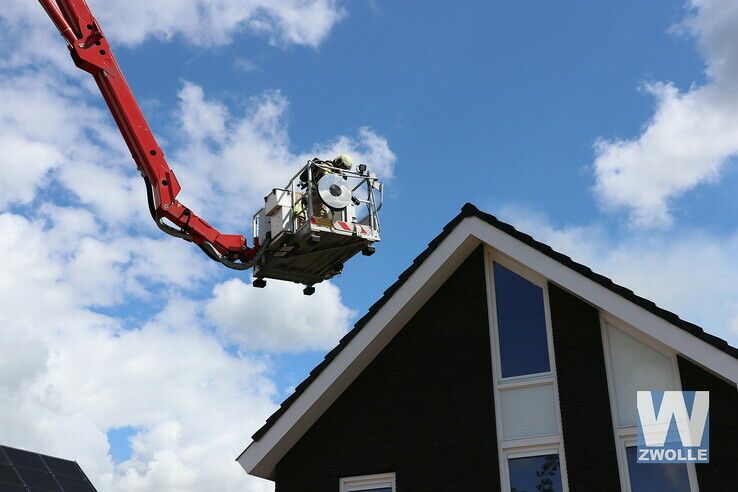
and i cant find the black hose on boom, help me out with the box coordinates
[142,176,252,271]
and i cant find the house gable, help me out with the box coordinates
[238,204,738,480]
[275,248,500,490]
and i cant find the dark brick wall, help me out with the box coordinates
[548,283,621,491]
[275,248,500,491]
[677,356,738,492]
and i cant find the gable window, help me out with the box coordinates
[493,262,551,377]
[486,251,568,491]
[508,452,564,492]
[605,322,676,427]
[601,318,699,492]
[339,472,395,492]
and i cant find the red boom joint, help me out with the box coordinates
[38,0,258,265]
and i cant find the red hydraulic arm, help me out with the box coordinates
[38,0,258,269]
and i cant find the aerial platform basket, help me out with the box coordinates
[251,158,383,293]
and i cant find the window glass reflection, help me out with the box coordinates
[494,262,550,377]
[508,453,562,492]
[626,447,690,492]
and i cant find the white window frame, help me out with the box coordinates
[600,313,700,492]
[484,247,569,491]
[339,472,395,492]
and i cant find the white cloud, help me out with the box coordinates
[0,0,345,64]
[0,134,60,208]
[0,69,148,235]
[50,300,277,492]
[57,162,151,226]
[0,3,388,490]
[235,57,259,73]
[499,205,738,343]
[0,0,71,70]
[87,0,346,48]
[0,211,277,491]
[206,278,354,352]
[178,82,230,143]
[0,72,121,211]
[172,82,396,231]
[592,0,738,227]
[0,208,215,315]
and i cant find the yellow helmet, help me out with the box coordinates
[333,153,353,170]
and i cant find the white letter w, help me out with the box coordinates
[637,391,709,447]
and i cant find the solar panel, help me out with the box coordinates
[55,475,96,492]
[0,445,97,492]
[16,467,62,490]
[3,447,47,471]
[41,456,85,480]
[0,484,27,492]
[0,463,23,485]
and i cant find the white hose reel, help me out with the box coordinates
[318,174,352,210]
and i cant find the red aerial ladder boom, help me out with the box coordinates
[38,0,384,293]
[38,0,258,269]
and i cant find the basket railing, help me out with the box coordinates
[253,160,383,245]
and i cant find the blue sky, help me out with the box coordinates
[121,0,736,318]
[182,0,732,400]
[1,1,737,490]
